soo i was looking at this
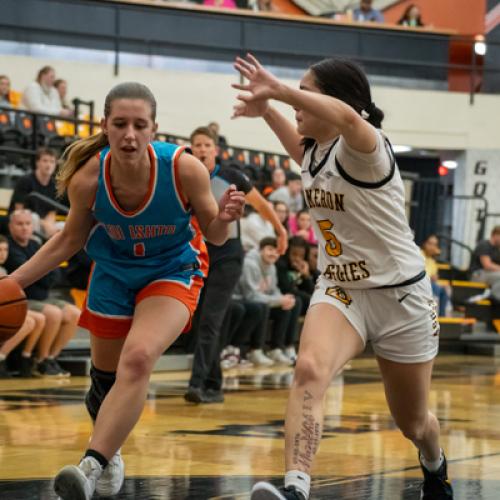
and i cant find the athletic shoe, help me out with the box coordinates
[19,356,35,378]
[96,449,125,497]
[203,388,225,403]
[247,349,274,367]
[238,358,254,368]
[33,358,61,377]
[54,456,102,500]
[184,386,204,404]
[419,453,454,499]
[0,359,11,378]
[267,348,294,366]
[48,358,71,378]
[251,482,306,500]
[284,346,297,363]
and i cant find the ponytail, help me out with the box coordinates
[56,132,108,197]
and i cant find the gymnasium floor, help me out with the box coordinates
[1,354,500,499]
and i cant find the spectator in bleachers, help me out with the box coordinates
[207,121,228,148]
[249,0,273,11]
[0,75,13,108]
[54,79,73,113]
[288,208,317,245]
[220,299,273,367]
[22,66,73,117]
[269,171,304,213]
[273,200,290,228]
[203,0,237,9]
[276,236,315,340]
[263,167,286,197]
[9,147,63,239]
[241,204,277,252]
[0,234,46,378]
[352,0,384,23]
[5,209,80,377]
[397,4,425,27]
[470,226,500,300]
[421,234,450,317]
[237,236,301,365]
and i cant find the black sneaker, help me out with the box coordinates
[48,358,71,378]
[184,386,204,404]
[33,358,61,377]
[19,356,35,378]
[203,388,224,404]
[0,359,12,378]
[420,453,454,499]
[251,482,306,500]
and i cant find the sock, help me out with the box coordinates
[21,352,31,358]
[84,448,108,469]
[421,449,444,472]
[0,353,6,361]
[285,470,310,498]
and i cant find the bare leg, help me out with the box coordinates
[89,296,190,459]
[22,311,46,355]
[49,304,80,358]
[285,303,364,473]
[377,357,441,461]
[37,304,62,360]
[0,314,36,356]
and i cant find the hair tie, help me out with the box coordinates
[361,102,376,120]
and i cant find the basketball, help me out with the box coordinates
[0,276,28,344]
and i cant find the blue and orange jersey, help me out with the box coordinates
[85,141,208,290]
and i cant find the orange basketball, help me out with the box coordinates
[0,276,28,344]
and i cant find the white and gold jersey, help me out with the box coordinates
[301,129,424,289]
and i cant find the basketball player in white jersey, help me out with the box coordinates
[232,54,453,500]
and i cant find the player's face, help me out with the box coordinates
[297,70,339,142]
[261,245,279,265]
[36,154,57,178]
[191,134,218,171]
[0,243,8,265]
[102,99,157,165]
[9,212,33,245]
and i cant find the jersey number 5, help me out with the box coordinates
[317,219,342,257]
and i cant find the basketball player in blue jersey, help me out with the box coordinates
[232,54,453,500]
[7,82,245,500]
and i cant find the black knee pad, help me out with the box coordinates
[84,364,116,421]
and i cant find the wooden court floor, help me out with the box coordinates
[1,354,500,499]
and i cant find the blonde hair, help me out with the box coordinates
[56,82,157,197]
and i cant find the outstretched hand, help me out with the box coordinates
[231,53,281,119]
[218,185,245,222]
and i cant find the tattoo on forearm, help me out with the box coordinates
[292,389,321,470]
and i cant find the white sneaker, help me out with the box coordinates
[54,456,102,500]
[96,449,125,496]
[247,349,275,367]
[267,348,294,366]
[284,346,297,363]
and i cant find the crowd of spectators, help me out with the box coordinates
[0,65,74,120]
[0,145,84,379]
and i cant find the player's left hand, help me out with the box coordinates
[218,185,245,222]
